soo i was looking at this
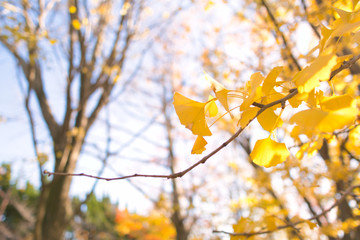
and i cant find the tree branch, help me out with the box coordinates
[43,52,360,180]
[261,0,302,71]
[213,184,360,237]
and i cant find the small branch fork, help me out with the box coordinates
[213,184,360,237]
[43,54,360,181]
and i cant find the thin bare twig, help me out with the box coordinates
[43,53,360,181]
[261,0,302,71]
[43,89,297,180]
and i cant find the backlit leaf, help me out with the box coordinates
[238,107,258,128]
[332,8,360,37]
[257,108,283,132]
[250,136,289,168]
[319,25,334,53]
[191,136,208,154]
[290,107,358,133]
[216,89,231,114]
[173,93,212,136]
[295,137,324,159]
[320,108,359,132]
[306,220,317,229]
[262,66,283,95]
[205,95,218,117]
[240,72,264,110]
[294,54,338,93]
[264,216,277,231]
[320,94,354,111]
[205,73,231,114]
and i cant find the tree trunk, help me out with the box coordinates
[35,140,82,240]
[41,175,72,240]
[170,178,189,240]
[171,211,189,240]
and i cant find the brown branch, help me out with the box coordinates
[0,37,28,72]
[23,79,46,185]
[62,0,77,134]
[44,89,297,180]
[43,53,360,180]
[330,53,360,80]
[261,0,302,71]
[213,184,360,237]
[300,0,321,38]
[0,30,60,142]
[86,2,108,80]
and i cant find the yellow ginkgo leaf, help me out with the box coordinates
[294,54,338,93]
[250,136,289,168]
[205,73,231,114]
[320,94,354,111]
[295,136,324,159]
[205,95,218,117]
[290,109,325,133]
[290,107,358,133]
[240,72,264,110]
[288,91,309,108]
[319,25,334,53]
[191,136,208,154]
[173,92,212,136]
[257,108,283,132]
[320,108,358,132]
[262,66,283,95]
[264,216,277,231]
[205,73,224,91]
[290,125,302,142]
[216,89,231,114]
[305,220,317,230]
[238,107,258,128]
[232,218,253,236]
[264,91,286,107]
[331,8,360,37]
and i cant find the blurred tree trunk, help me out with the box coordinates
[0,0,135,239]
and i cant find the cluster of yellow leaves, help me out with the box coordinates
[173,68,289,167]
[173,6,360,168]
[115,209,176,240]
[290,94,358,135]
